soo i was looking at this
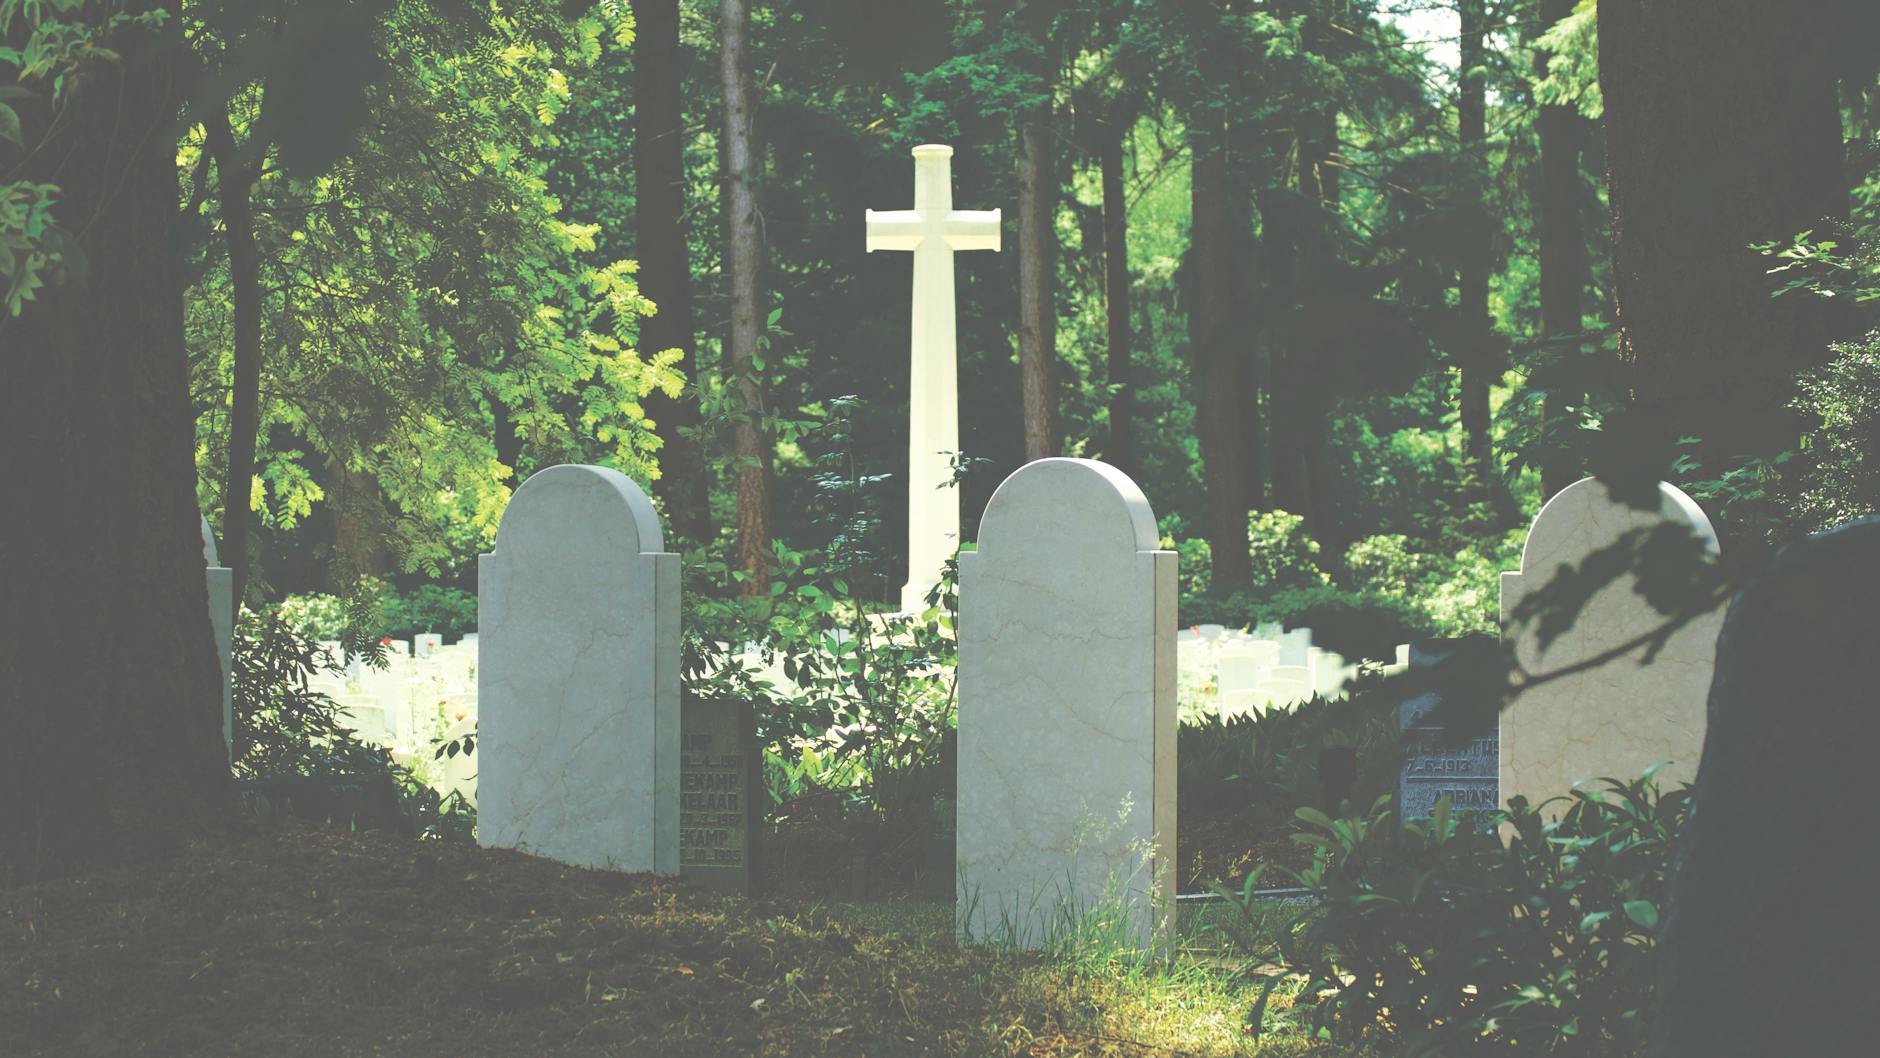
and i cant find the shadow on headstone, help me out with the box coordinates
[1649,517,1880,1057]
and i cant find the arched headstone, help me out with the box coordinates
[477,465,679,873]
[1500,478,1723,807]
[957,458,1176,950]
[201,516,235,758]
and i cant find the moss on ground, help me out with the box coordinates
[1,828,1361,1057]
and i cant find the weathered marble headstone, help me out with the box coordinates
[1397,637,1499,819]
[679,696,759,893]
[477,465,680,873]
[413,633,443,658]
[201,516,235,757]
[957,458,1176,950]
[1500,478,1723,807]
[1650,518,1880,1058]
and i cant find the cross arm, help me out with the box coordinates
[943,209,1002,252]
[865,209,925,253]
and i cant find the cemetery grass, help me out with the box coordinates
[2,827,1370,1058]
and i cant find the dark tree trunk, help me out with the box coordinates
[1457,0,1514,522]
[206,108,264,605]
[1017,63,1059,461]
[1535,0,1588,501]
[719,0,773,595]
[0,4,235,880]
[1600,0,1849,468]
[1191,116,1253,591]
[1100,119,1134,478]
[632,0,712,544]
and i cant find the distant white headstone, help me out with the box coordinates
[477,465,680,873]
[201,516,235,758]
[413,633,443,658]
[1500,477,1723,807]
[957,458,1176,950]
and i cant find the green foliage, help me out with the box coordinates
[1795,334,1880,530]
[1344,530,1522,636]
[376,582,477,640]
[231,607,381,780]
[1223,772,1688,1056]
[1178,687,1398,825]
[1247,510,1332,591]
[232,605,473,840]
[275,591,349,641]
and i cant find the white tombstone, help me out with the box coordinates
[477,465,680,873]
[958,458,1176,951]
[867,144,1003,613]
[201,517,235,758]
[1277,628,1312,667]
[437,716,479,808]
[1197,623,1227,640]
[1500,478,1724,808]
[1262,665,1312,708]
[414,632,443,658]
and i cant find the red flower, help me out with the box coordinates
[381,637,392,645]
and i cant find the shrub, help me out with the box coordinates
[378,582,477,639]
[1345,530,1523,637]
[1248,510,1332,591]
[275,592,350,641]
[233,608,474,841]
[1179,689,1399,822]
[1221,771,1688,1056]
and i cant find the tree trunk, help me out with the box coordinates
[719,0,773,594]
[206,108,264,605]
[1600,0,1849,469]
[1017,68,1059,461]
[1191,116,1253,592]
[1100,119,1134,478]
[633,0,712,544]
[0,3,234,879]
[1535,0,1588,501]
[1457,0,1513,522]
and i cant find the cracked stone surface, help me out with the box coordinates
[957,459,1176,951]
[1500,478,1723,809]
[477,465,679,874]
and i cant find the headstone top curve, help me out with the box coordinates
[1518,476,1718,575]
[200,515,220,567]
[912,143,954,158]
[496,464,665,554]
[977,458,1159,554]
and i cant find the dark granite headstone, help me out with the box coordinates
[679,698,759,894]
[1397,637,1499,819]
[1649,519,1880,1057]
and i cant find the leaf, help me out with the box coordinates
[1623,899,1659,930]
[0,103,21,148]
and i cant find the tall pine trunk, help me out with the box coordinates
[1191,116,1254,591]
[1,4,234,879]
[719,0,773,594]
[1100,118,1134,478]
[206,108,264,604]
[1535,0,1588,500]
[633,0,712,544]
[1600,0,1849,470]
[1457,0,1513,522]
[1016,58,1059,461]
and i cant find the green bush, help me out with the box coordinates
[1223,771,1688,1056]
[275,592,350,641]
[1345,530,1522,636]
[378,582,477,639]
[1179,688,1399,822]
[1248,510,1332,591]
[233,608,474,841]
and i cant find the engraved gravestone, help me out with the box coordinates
[679,696,759,893]
[957,458,1177,951]
[477,465,680,873]
[1398,637,1499,819]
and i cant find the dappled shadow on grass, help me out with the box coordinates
[0,828,1357,1058]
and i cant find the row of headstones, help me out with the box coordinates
[308,637,479,754]
[1180,624,1405,715]
[474,462,1723,952]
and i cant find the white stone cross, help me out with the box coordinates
[866,144,1001,612]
